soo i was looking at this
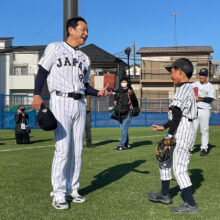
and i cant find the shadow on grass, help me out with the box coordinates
[29,139,54,144]
[80,160,149,196]
[94,139,119,147]
[0,143,5,145]
[0,137,16,141]
[170,169,204,199]
[192,144,216,154]
[131,140,153,149]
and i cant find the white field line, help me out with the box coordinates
[0,145,54,152]
[0,134,164,153]
[0,128,219,153]
[92,134,164,143]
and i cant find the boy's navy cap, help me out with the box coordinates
[37,107,57,131]
[199,68,208,76]
[165,58,194,78]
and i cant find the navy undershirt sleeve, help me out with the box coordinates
[34,65,49,95]
[200,97,214,103]
[85,83,99,96]
[163,106,182,135]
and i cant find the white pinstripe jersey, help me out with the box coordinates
[192,81,216,110]
[169,83,197,120]
[38,42,91,94]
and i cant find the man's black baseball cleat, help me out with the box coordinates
[147,192,172,204]
[200,149,207,156]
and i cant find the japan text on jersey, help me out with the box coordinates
[38,42,90,94]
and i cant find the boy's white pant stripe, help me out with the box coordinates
[50,93,86,201]
[159,117,195,189]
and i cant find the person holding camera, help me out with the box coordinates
[14,105,30,144]
[112,77,139,151]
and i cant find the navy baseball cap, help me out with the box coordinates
[37,107,57,131]
[199,68,208,76]
[165,58,194,79]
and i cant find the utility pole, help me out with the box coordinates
[63,0,78,41]
[172,12,179,47]
[133,40,136,79]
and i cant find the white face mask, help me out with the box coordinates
[121,82,127,88]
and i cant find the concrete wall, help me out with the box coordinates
[0,55,6,94]
[4,52,40,95]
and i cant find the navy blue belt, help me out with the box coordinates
[183,116,193,122]
[56,91,84,100]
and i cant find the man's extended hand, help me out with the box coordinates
[98,85,112,97]
[32,95,43,110]
[152,125,165,132]
[195,96,202,102]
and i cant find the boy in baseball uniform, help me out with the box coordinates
[147,58,198,214]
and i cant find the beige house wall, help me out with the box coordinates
[139,52,219,99]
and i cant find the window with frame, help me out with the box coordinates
[13,66,28,75]
[191,62,197,78]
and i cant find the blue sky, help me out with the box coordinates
[1,0,220,62]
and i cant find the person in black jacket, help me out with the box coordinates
[85,95,95,148]
[113,77,139,151]
[14,105,30,144]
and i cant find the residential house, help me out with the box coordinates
[0,38,126,107]
[80,43,127,89]
[0,37,45,99]
[136,46,220,101]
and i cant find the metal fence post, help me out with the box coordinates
[94,96,97,128]
[0,94,3,129]
[145,98,147,126]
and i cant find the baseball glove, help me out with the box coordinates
[156,138,176,162]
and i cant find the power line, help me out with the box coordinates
[25,9,62,45]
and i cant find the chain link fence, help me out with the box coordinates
[0,94,220,129]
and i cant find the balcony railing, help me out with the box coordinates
[141,72,171,80]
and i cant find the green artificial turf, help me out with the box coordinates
[0,127,219,220]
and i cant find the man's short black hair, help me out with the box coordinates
[66,16,87,37]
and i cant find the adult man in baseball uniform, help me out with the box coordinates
[192,68,216,156]
[32,16,111,210]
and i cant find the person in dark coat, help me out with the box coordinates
[85,95,94,148]
[14,105,30,144]
[113,77,139,151]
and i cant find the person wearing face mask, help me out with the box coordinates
[113,77,139,151]
[14,105,30,144]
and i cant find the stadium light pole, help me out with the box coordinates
[124,47,131,81]
[63,0,78,41]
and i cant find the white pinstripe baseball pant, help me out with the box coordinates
[193,108,210,151]
[49,92,86,201]
[159,117,195,189]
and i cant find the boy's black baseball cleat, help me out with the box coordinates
[171,202,198,214]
